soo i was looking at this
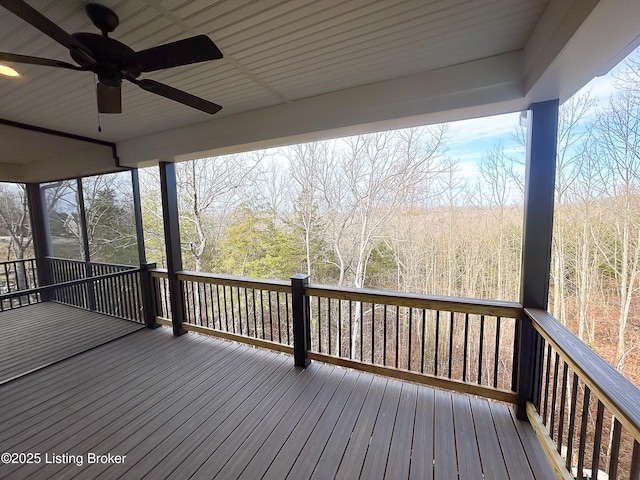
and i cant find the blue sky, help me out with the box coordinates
[446,112,523,182]
[445,47,640,183]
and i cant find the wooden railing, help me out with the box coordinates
[0,258,39,310]
[0,257,146,324]
[45,257,143,323]
[0,265,144,323]
[151,269,520,403]
[151,269,294,354]
[525,309,640,480]
[304,283,521,403]
[48,257,134,280]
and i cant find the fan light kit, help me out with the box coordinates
[0,63,20,76]
[0,1,223,114]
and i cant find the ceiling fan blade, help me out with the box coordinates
[134,35,223,73]
[131,78,222,114]
[0,0,95,65]
[0,52,85,70]
[97,82,121,114]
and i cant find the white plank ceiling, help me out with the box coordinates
[1,0,547,141]
[0,0,639,181]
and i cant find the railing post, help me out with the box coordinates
[291,274,310,368]
[84,261,97,311]
[140,262,160,329]
[517,99,559,420]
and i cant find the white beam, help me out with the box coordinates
[19,145,123,183]
[0,123,122,183]
[525,0,640,102]
[0,145,122,183]
[117,52,526,166]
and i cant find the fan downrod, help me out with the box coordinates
[85,3,119,35]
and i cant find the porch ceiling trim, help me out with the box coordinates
[0,120,122,183]
[117,51,526,167]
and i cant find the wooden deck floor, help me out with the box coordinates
[0,302,144,383]
[0,308,554,479]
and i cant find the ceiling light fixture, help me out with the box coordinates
[0,64,20,77]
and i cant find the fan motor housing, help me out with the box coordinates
[70,33,141,83]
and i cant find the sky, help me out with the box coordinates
[444,47,640,183]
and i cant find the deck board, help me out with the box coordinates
[210,364,335,479]
[385,383,418,480]
[333,375,387,480]
[0,330,162,415]
[0,302,144,383]
[0,303,556,480]
[267,369,360,480]
[76,348,279,480]
[490,400,537,480]
[360,379,402,480]
[307,373,374,480]
[3,336,236,480]
[509,407,560,480]
[453,393,483,479]
[410,386,435,480]
[120,348,275,479]
[470,396,511,480]
[237,366,346,480]
[143,353,292,478]
[434,389,458,479]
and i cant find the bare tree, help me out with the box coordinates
[589,85,640,373]
[314,127,448,353]
[329,126,447,289]
[252,155,293,217]
[436,156,467,296]
[176,153,264,272]
[0,180,72,262]
[288,141,335,277]
[81,174,138,264]
[552,95,598,324]
[478,142,524,299]
[0,183,31,262]
[566,133,607,343]
[513,94,596,323]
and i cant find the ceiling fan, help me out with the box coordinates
[0,0,223,114]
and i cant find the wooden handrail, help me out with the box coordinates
[155,270,522,317]
[527,308,640,443]
[46,256,137,270]
[0,258,36,267]
[305,283,523,318]
[0,267,141,301]
[150,268,168,278]
[176,270,291,293]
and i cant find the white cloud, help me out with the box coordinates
[584,75,617,104]
[456,159,481,182]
